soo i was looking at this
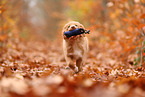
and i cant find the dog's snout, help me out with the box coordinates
[71,26,75,28]
[68,25,77,31]
[70,25,76,28]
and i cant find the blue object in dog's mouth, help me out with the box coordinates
[64,28,90,38]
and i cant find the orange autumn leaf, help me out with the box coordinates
[143,52,145,56]
[122,18,130,22]
[131,19,140,25]
[137,23,145,29]
[0,34,7,41]
[140,13,145,19]
[126,45,136,51]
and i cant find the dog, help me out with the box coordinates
[62,21,88,73]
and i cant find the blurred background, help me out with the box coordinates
[0,0,144,41]
[0,0,145,67]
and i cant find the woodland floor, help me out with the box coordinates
[0,35,145,97]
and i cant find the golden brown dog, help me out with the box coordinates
[62,21,88,73]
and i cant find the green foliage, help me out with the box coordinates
[134,40,145,66]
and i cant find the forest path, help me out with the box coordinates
[0,39,145,97]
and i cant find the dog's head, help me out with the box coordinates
[62,21,85,35]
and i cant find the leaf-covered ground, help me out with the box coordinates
[0,36,145,97]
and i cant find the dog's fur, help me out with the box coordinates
[62,21,88,73]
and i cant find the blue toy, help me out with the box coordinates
[64,28,90,38]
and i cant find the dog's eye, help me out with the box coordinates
[75,25,77,27]
[68,26,70,28]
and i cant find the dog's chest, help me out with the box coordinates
[67,38,84,58]
[73,42,83,58]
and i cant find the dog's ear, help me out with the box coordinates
[62,24,67,34]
